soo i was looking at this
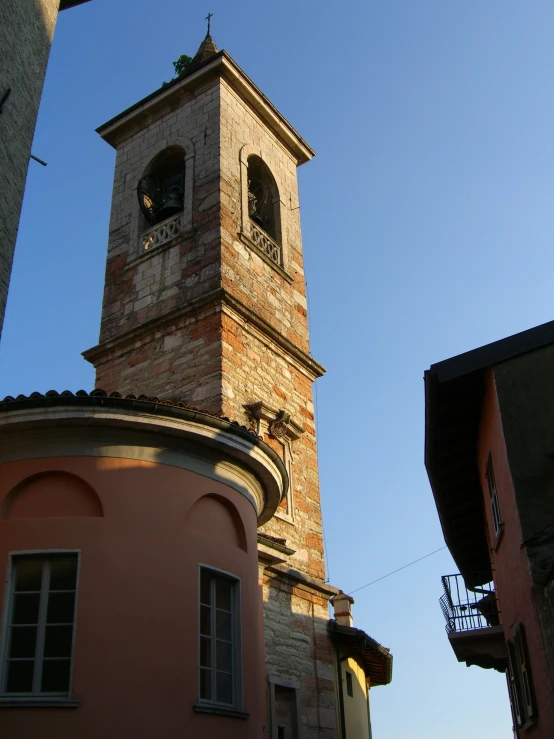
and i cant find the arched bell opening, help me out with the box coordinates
[247,155,281,245]
[137,145,186,230]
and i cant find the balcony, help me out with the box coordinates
[141,212,182,252]
[439,574,507,672]
[249,220,282,267]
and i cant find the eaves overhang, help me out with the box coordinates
[329,621,393,687]
[424,367,490,585]
[424,317,554,587]
[96,51,315,165]
[0,389,288,526]
[59,0,91,9]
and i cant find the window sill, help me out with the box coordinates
[0,697,80,708]
[274,510,296,526]
[193,702,249,719]
[519,717,536,731]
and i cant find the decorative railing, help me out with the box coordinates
[440,574,500,634]
[141,213,182,251]
[249,220,282,267]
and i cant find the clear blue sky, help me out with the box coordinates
[4,1,554,735]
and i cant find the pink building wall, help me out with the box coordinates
[0,454,265,738]
[478,369,554,736]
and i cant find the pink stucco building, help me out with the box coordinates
[425,320,554,737]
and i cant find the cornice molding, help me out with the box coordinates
[245,401,305,441]
[97,53,314,165]
[0,401,286,526]
[83,287,325,380]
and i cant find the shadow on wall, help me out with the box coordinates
[1,471,104,520]
[264,573,341,739]
[184,492,248,552]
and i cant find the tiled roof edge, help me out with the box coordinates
[0,388,260,439]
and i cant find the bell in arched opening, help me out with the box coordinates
[247,155,280,244]
[137,146,185,227]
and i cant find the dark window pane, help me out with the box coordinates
[216,610,232,641]
[200,636,212,668]
[9,627,37,659]
[6,660,34,693]
[216,640,233,672]
[200,605,211,636]
[200,572,211,605]
[216,671,233,704]
[46,592,75,624]
[44,625,73,658]
[14,561,43,592]
[12,594,40,624]
[41,659,70,693]
[346,671,353,697]
[200,668,212,700]
[215,579,231,611]
[49,558,77,591]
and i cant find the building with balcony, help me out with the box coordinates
[425,320,554,737]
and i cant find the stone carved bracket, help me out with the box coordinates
[245,400,303,523]
[244,401,305,442]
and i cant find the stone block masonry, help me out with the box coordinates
[84,53,336,737]
[87,73,326,580]
[0,0,61,339]
[263,572,338,739]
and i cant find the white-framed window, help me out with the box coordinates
[1,553,79,697]
[486,454,503,536]
[199,567,241,708]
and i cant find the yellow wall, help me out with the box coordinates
[342,655,371,739]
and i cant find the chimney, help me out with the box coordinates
[330,590,355,627]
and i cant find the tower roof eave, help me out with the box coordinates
[97,51,315,165]
[59,0,91,9]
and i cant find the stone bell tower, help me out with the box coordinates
[84,32,339,736]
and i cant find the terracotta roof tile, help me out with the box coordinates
[0,389,260,438]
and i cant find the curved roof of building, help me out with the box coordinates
[0,388,288,525]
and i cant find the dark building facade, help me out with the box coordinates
[0,0,91,341]
[425,320,554,737]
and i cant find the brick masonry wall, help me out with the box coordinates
[89,66,336,735]
[221,308,325,579]
[0,0,59,339]
[91,75,325,580]
[97,80,222,345]
[219,79,310,354]
[264,574,338,739]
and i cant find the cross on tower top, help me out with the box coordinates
[205,12,213,35]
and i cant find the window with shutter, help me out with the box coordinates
[507,622,536,728]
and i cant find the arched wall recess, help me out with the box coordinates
[184,493,247,553]
[1,471,104,521]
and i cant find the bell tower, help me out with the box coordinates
[84,32,338,735]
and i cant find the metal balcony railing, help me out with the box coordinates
[440,574,500,634]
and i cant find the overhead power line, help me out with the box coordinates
[349,546,447,595]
